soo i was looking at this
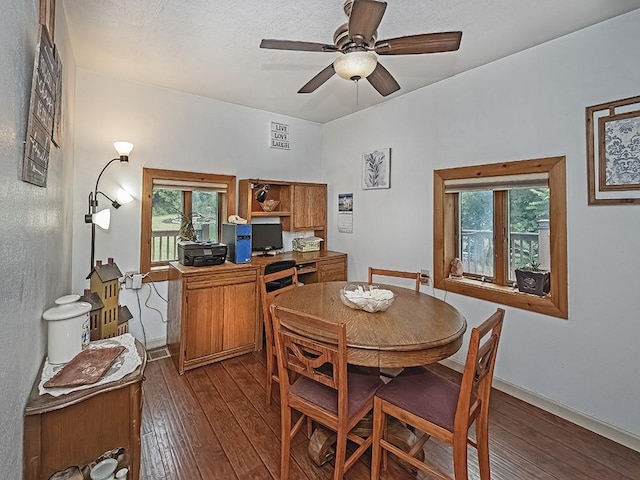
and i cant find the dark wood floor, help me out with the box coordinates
[140,351,640,479]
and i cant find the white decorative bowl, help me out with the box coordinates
[339,283,395,313]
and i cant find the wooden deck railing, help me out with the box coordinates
[460,230,541,278]
[509,232,539,272]
[152,230,179,262]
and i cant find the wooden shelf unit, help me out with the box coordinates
[238,179,292,221]
[238,179,327,249]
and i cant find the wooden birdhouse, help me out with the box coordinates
[117,305,133,336]
[86,257,131,339]
[80,288,104,341]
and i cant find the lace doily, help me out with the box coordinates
[39,333,142,397]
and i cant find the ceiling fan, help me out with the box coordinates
[260,0,462,97]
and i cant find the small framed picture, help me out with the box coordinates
[586,95,640,205]
[362,148,390,190]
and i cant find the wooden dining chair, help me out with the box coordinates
[368,267,421,292]
[270,304,384,480]
[370,308,505,480]
[259,266,298,405]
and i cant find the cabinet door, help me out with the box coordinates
[185,285,225,361]
[223,280,258,350]
[318,257,347,282]
[293,184,327,230]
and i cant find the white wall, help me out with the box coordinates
[71,73,323,345]
[322,10,640,442]
[0,1,76,477]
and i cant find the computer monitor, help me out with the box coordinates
[251,223,283,256]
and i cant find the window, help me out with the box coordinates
[434,157,568,318]
[140,168,236,282]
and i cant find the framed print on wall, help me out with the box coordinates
[586,95,640,205]
[362,148,390,190]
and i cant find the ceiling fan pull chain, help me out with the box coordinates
[356,79,359,105]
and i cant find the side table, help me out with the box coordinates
[24,340,146,480]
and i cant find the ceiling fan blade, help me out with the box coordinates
[348,0,387,45]
[298,64,336,93]
[260,39,338,53]
[367,62,400,97]
[375,31,462,55]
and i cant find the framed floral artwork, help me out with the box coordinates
[362,148,390,190]
[586,95,640,205]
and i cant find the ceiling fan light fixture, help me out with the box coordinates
[334,51,377,81]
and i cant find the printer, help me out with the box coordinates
[177,241,227,267]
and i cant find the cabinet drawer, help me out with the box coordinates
[187,270,257,289]
[318,258,347,282]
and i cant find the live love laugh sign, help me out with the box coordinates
[270,122,290,150]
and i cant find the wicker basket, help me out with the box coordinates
[292,237,323,252]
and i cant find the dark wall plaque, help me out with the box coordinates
[22,26,59,187]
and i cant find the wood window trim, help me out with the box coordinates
[434,156,568,319]
[140,168,236,283]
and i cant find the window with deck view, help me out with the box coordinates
[459,187,550,282]
[434,157,568,318]
[140,168,236,282]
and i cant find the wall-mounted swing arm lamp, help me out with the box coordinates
[84,141,134,271]
[251,182,270,203]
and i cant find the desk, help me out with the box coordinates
[24,340,146,480]
[272,281,467,369]
[167,251,347,374]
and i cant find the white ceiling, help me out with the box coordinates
[61,0,640,124]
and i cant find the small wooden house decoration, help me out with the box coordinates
[80,289,104,341]
[86,257,132,339]
[117,305,133,336]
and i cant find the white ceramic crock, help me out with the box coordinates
[42,294,91,364]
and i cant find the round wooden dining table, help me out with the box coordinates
[272,281,467,369]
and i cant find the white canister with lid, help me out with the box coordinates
[43,294,92,364]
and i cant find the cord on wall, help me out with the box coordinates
[134,288,147,349]
[144,283,166,323]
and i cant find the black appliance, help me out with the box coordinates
[178,241,227,267]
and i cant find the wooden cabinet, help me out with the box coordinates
[318,255,348,282]
[290,183,327,231]
[168,262,260,374]
[238,179,327,248]
[24,341,146,480]
[250,250,347,285]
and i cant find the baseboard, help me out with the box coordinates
[439,358,640,453]
[144,336,167,351]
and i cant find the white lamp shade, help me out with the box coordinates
[334,51,377,80]
[116,188,134,204]
[92,208,111,230]
[113,141,134,157]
